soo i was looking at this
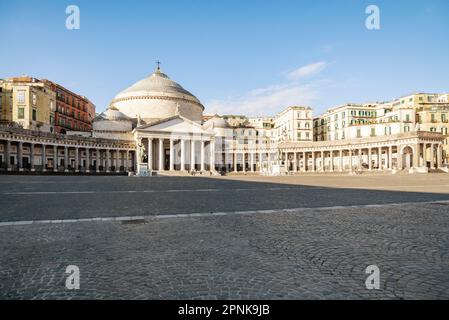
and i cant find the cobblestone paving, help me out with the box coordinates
[1,202,449,299]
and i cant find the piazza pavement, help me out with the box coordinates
[1,173,449,299]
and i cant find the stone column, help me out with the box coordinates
[418,144,424,167]
[430,144,436,169]
[330,151,334,172]
[368,148,372,170]
[105,149,110,173]
[293,153,298,172]
[180,139,185,171]
[30,143,35,172]
[169,139,174,171]
[321,151,325,172]
[86,148,90,173]
[301,152,307,172]
[124,150,129,172]
[116,150,120,172]
[5,140,11,171]
[159,139,164,171]
[358,149,362,170]
[53,145,58,172]
[64,146,69,172]
[41,144,46,172]
[210,139,215,172]
[190,140,195,171]
[339,150,343,172]
[95,149,100,172]
[437,144,443,168]
[148,138,153,171]
[233,152,237,172]
[18,142,23,171]
[250,152,255,172]
[349,149,353,172]
[284,152,289,172]
[388,146,393,170]
[413,144,420,169]
[378,147,382,171]
[242,152,246,173]
[397,146,403,170]
[200,140,205,171]
[311,152,316,172]
[75,147,80,172]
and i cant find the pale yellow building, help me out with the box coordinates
[0,77,56,132]
[313,93,449,163]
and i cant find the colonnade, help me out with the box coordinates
[281,142,444,173]
[137,137,215,172]
[1,139,135,173]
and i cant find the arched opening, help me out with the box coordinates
[402,146,414,169]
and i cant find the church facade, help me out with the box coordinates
[0,66,447,175]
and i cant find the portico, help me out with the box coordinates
[279,132,445,174]
[134,115,216,174]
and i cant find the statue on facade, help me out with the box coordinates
[137,114,142,127]
[137,141,147,163]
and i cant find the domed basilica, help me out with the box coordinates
[92,65,216,175]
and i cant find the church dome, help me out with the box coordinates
[93,105,133,132]
[111,66,204,123]
[94,105,132,122]
[204,115,228,128]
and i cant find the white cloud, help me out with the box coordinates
[205,62,330,117]
[286,61,328,81]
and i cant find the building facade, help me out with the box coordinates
[0,77,56,132]
[0,67,447,175]
[42,80,96,134]
[313,93,449,164]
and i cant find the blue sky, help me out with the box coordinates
[1,0,448,116]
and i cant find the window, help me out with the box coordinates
[442,114,447,122]
[32,109,37,121]
[32,93,37,106]
[370,128,376,137]
[357,129,361,138]
[404,126,410,132]
[405,114,410,122]
[17,91,25,104]
[18,107,25,119]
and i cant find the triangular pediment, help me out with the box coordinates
[135,116,214,135]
